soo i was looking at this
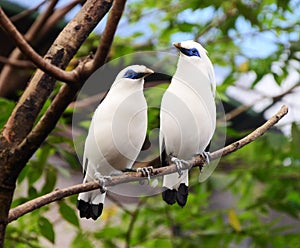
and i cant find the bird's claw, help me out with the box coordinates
[137,166,153,184]
[200,152,211,164]
[171,157,190,178]
[94,172,112,193]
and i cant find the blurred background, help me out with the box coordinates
[1,0,300,247]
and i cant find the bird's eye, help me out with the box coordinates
[190,48,200,57]
[123,69,146,79]
[124,69,135,79]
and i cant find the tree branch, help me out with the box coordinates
[25,0,59,42]
[0,56,34,68]
[15,0,125,156]
[39,0,84,40]
[8,105,288,223]
[9,0,48,22]
[225,81,299,121]
[3,1,82,88]
[0,0,113,145]
[82,0,127,76]
[0,7,78,83]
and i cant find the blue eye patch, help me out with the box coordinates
[123,69,146,79]
[179,47,201,57]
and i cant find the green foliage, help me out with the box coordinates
[0,98,15,130]
[4,0,300,247]
[6,101,81,247]
[58,200,80,227]
[38,217,55,244]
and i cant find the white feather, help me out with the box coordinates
[160,40,216,193]
[77,65,152,219]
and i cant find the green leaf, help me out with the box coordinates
[58,150,80,169]
[0,98,15,129]
[17,165,30,184]
[28,186,39,199]
[291,122,300,158]
[94,226,124,239]
[58,201,80,227]
[41,168,57,194]
[38,217,55,244]
[71,232,93,248]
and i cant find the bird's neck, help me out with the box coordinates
[110,80,144,97]
[174,56,213,91]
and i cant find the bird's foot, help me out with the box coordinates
[170,156,190,178]
[94,172,112,193]
[195,152,211,172]
[199,151,211,164]
[137,166,153,184]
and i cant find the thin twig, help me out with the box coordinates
[0,0,59,97]
[225,81,299,121]
[40,0,84,39]
[0,56,34,68]
[10,0,48,22]
[211,105,288,159]
[1,0,113,145]
[25,0,59,41]
[16,0,124,152]
[8,105,288,223]
[83,0,127,75]
[0,7,77,83]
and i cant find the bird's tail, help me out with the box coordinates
[77,188,106,220]
[162,170,189,207]
[77,151,106,220]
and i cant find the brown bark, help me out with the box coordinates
[0,0,113,246]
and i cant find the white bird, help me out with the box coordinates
[77,65,153,220]
[159,40,216,207]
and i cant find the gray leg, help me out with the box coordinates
[170,156,190,178]
[137,166,153,184]
[200,152,211,164]
[94,172,112,193]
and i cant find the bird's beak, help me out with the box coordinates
[144,68,154,77]
[173,42,181,50]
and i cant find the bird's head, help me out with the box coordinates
[173,40,208,61]
[173,40,216,95]
[113,65,154,87]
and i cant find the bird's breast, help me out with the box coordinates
[86,90,147,171]
[160,80,216,159]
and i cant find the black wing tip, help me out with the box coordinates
[76,199,103,220]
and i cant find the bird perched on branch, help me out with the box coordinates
[160,40,216,207]
[77,65,153,220]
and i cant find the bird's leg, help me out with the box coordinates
[170,156,190,178]
[195,152,211,171]
[94,172,112,194]
[136,166,153,184]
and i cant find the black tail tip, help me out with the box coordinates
[162,184,188,207]
[162,187,177,205]
[176,184,188,207]
[76,199,103,220]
